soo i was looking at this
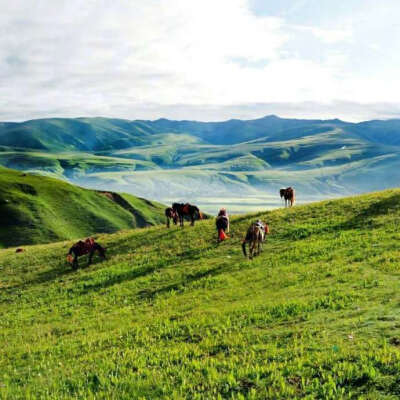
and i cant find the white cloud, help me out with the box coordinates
[0,0,400,121]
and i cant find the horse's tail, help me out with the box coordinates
[291,189,295,205]
[242,241,247,257]
[199,211,203,220]
[265,224,270,234]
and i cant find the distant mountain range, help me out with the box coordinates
[3,115,400,150]
[1,115,400,212]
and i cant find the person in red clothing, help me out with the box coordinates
[216,208,229,242]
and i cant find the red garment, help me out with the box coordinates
[218,229,228,241]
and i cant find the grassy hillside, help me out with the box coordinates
[1,190,400,398]
[0,167,165,247]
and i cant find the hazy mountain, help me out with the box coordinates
[1,115,400,212]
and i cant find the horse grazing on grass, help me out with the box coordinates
[280,187,295,207]
[172,203,203,227]
[67,238,106,270]
[165,207,178,228]
[242,221,270,259]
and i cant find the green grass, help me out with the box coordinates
[0,167,165,247]
[1,189,400,398]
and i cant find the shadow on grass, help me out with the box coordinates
[75,240,221,295]
[274,193,400,242]
[137,263,227,300]
[337,193,400,230]
[77,264,157,294]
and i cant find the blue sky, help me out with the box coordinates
[1,0,400,121]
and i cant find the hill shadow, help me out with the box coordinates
[6,255,107,292]
[137,264,227,300]
[76,240,220,295]
[336,193,400,231]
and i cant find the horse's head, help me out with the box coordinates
[172,211,178,225]
[98,245,106,259]
[193,206,202,220]
[279,188,285,198]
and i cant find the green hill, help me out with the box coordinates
[1,190,400,398]
[0,167,165,248]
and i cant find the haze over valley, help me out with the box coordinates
[1,114,400,212]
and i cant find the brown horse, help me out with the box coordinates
[67,238,106,270]
[172,203,203,227]
[165,207,178,228]
[242,221,269,259]
[280,187,295,207]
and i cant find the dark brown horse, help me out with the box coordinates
[165,207,178,228]
[280,187,295,207]
[172,203,203,227]
[242,221,269,259]
[67,238,106,270]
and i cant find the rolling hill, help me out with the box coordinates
[1,115,400,212]
[1,190,400,397]
[0,167,165,248]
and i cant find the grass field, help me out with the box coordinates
[1,189,400,398]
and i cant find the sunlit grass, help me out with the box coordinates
[1,189,400,398]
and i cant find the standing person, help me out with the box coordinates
[216,208,229,242]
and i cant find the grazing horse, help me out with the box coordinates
[67,238,106,270]
[172,203,203,227]
[165,207,178,228]
[280,187,295,207]
[242,221,270,259]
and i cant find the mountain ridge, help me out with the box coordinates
[1,114,400,212]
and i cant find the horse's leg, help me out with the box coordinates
[88,250,94,265]
[249,241,255,259]
[190,213,194,226]
[242,241,247,257]
[72,252,79,270]
[180,214,184,227]
[166,216,170,228]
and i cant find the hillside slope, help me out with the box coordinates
[0,167,165,247]
[1,190,400,398]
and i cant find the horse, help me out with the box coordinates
[280,187,295,207]
[172,203,203,227]
[165,207,178,228]
[67,238,106,270]
[242,221,270,259]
